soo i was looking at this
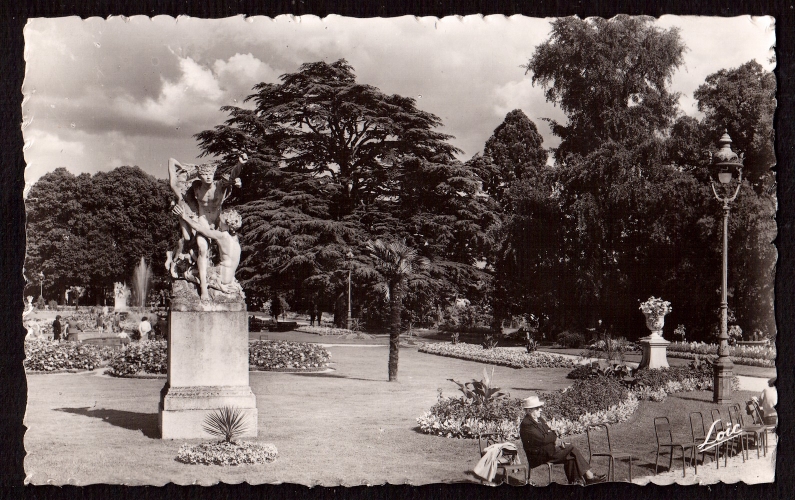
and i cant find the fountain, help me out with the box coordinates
[131,257,152,311]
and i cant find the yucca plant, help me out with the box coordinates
[202,406,249,443]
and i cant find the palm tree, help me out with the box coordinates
[366,239,430,381]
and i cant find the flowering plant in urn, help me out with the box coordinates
[639,297,671,337]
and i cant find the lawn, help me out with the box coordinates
[24,343,768,486]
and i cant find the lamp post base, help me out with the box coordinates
[713,356,735,404]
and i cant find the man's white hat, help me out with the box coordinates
[522,395,544,409]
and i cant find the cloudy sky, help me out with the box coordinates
[22,14,774,188]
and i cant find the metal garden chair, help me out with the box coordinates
[478,433,528,485]
[653,416,698,477]
[689,411,718,468]
[586,423,633,482]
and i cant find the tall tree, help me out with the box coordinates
[365,239,429,381]
[694,60,776,193]
[197,59,461,210]
[525,15,685,161]
[472,110,547,207]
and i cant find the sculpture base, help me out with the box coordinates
[160,385,258,440]
[638,334,670,370]
[158,287,257,439]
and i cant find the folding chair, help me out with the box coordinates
[478,433,528,485]
[653,416,698,477]
[586,423,633,482]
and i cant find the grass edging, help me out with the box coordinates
[26,368,95,375]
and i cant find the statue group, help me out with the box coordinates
[165,155,246,304]
[159,154,257,440]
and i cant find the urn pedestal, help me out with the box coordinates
[159,281,257,439]
[637,313,670,370]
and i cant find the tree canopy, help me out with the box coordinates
[25,166,175,304]
[498,20,776,341]
[525,15,686,161]
[195,59,496,324]
[470,109,547,208]
[694,60,776,192]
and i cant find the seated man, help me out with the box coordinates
[519,395,606,485]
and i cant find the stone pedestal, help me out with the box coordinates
[159,281,257,439]
[638,334,670,370]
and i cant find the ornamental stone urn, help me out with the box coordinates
[644,312,666,338]
[638,299,671,370]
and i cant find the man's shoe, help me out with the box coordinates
[584,474,607,485]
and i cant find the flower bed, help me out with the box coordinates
[418,342,575,368]
[249,340,331,371]
[664,350,775,367]
[24,338,104,372]
[586,339,642,352]
[106,340,168,377]
[296,325,358,336]
[666,341,775,364]
[176,441,278,466]
[567,362,741,402]
[417,378,638,440]
[105,340,332,376]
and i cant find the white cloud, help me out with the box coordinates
[22,14,776,182]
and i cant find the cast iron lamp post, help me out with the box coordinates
[39,271,44,300]
[346,251,354,330]
[710,131,743,404]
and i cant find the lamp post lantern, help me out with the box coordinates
[39,271,44,300]
[710,131,743,404]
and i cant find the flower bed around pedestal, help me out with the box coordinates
[176,441,278,466]
[418,342,575,368]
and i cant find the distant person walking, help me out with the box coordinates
[52,315,62,341]
[138,316,152,341]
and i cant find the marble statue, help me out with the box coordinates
[166,155,245,302]
[114,282,130,311]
